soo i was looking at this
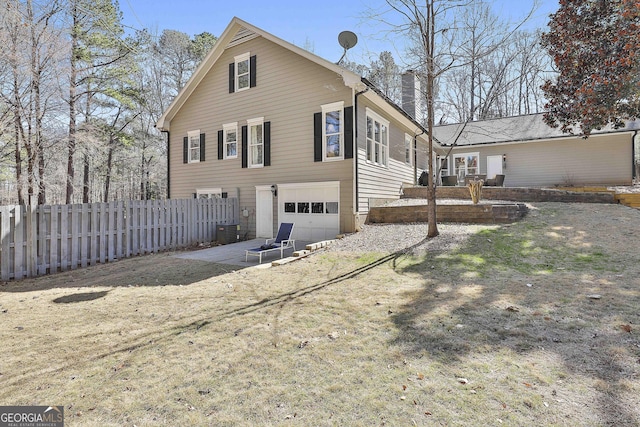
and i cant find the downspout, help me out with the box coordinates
[413,128,425,185]
[166,130,171,199]
[353,86,369,217]
[633,130,638,181]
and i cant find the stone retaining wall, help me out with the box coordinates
[367,203,529,224]
[403,186,616,204]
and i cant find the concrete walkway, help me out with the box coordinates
[172,239,312,267]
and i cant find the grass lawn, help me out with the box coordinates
[1,203,639,426]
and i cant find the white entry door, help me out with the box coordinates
[486,155,503,179]
[255,185,273,238]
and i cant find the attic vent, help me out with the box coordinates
[227,27,259,48]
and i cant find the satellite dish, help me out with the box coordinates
[337,31,358,64]
[338,31,358,50]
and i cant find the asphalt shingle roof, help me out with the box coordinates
[433,113,640,146]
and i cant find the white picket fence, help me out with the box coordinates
[0,198,239,280]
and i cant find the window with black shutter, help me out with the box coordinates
[314,102,352,161]
[184,130,203,163]
[229,53,256,93]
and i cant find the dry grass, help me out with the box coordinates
[1,202,639,426]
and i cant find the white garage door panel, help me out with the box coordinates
[279,182,340,241]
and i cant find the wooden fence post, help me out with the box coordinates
[26,196,37,277]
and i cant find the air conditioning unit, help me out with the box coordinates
[216,224,240,245]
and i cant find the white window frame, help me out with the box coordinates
[234,52,250,92]
[453,152,480,180]
[196,188,222,199]
[223,122,238,159]
[187,130,201,163]
[366,108,389,167]
[437,155,450,178]
[321,101,344,161]
[404,133,413,166]
[247,117,264,168]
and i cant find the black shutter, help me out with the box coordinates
[344,106,354,159]
[313,112,322,162]
[218,130,224,160]
[193,193,197,198]
[250,55,257,88]
[241,125,248,168]
[264,121,271,166]
[199,133,205,162]
[183,136,188,163]
[228,63,235,93]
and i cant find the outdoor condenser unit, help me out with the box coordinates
[216,224,240,245]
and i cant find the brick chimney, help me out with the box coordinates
[401,70,423,122]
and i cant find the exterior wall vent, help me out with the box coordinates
[227,27,259,48]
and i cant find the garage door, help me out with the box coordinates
[278,182,340,241]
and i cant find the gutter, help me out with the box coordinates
[413,128,425,185]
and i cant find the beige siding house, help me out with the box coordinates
[156,17,432,241]
[433,114,640,187]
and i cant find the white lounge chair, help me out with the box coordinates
[245,222,296,263]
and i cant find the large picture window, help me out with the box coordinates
[321,101,344,160]
[453,153,479,180]
[366,109,389,167]
[247,117,264,167]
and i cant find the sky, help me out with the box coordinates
[120,0,559,65]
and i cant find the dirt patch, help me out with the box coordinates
[0,251,238,293]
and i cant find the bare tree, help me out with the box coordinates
[370,0,539,237]
[0,2,211,205]
[434,3,548,123]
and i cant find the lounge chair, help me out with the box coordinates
[245,222,296,263]
[441,175,458,186]
[485,174,505,186]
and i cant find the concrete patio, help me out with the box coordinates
[172,238,314,266]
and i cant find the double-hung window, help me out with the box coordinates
[366,109,389,167]
[187,130,201,163]
[223,122,238,159]
[234,53,250,92]
[321,101,344,160]
[247,117,264,167]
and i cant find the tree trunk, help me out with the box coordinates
[104,138,114,202]
[83,153,90,203]
[13,107,24,206]
[425,0,439,238]
[11,36,24,206]
[66,4,79,204]
[139,151,146,200]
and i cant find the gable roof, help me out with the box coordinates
[155,17,431,144]
[433,113,640,147]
